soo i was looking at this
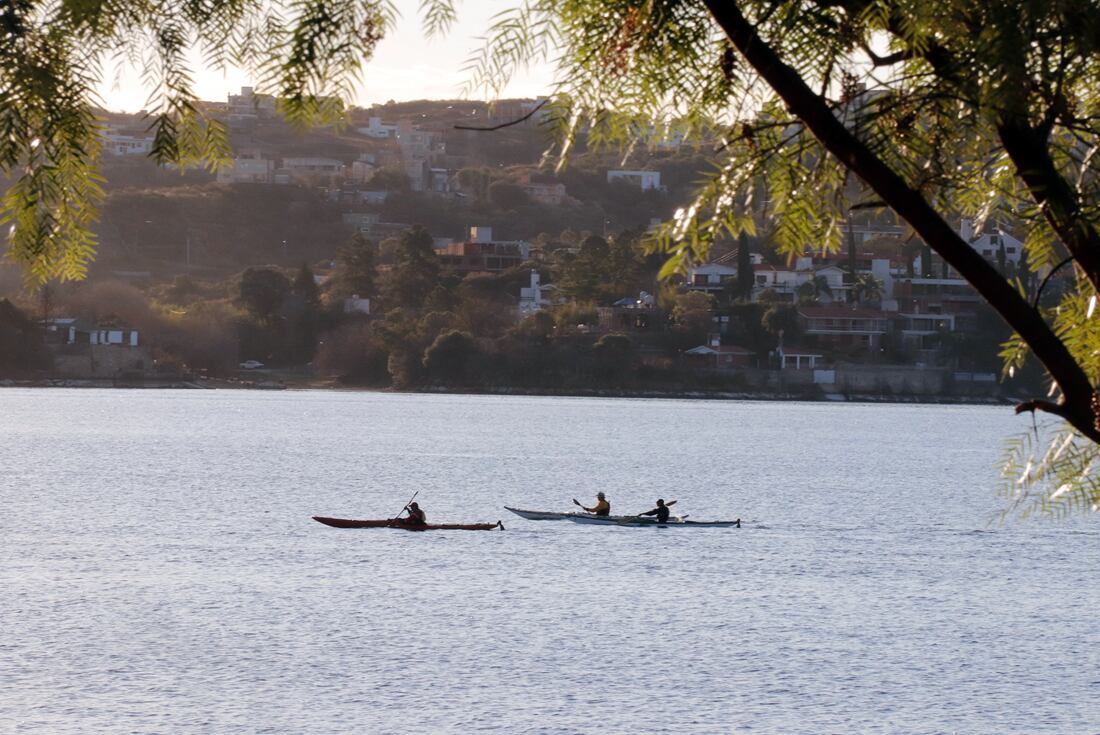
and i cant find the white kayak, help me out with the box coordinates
[504,506,740,528]
[504,506,636,522]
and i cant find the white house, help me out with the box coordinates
[103,133,153,156]
[357,117,398,138]
[519,271,552,315]
[688,263,738,292]
[57,320,140,347]
[607,169,662,191]
[343,296,371,315]
[776,344,823,370]
[960,219,1024,265]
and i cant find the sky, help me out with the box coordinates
[98,0,556,112]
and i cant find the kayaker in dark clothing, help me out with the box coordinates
[403,501,427,526]
[574,492,610,516]
[640,498,677,523]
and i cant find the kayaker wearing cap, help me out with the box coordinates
[573,492,610,516]
[403,501,427,526]
[640,498,677,523]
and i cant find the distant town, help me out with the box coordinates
[0,89,1059,400]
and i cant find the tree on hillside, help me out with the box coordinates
[239,268,290,325]
[592,333,634,383]
[382,226,441,310]
[331,234,379,300]
[423,329,480,385]
[63,280,164,336]
[369,168,411,192]
[0,300,51,375]
[488,181,529,209]
[292,263,321,311]
[671,291,715,348]
[851,273,884,306]
[314,322,389,384]
[287,263,322,363]
[761,305,801,345]
[457,168,494,205]
[557,235,613,302]
[605,231,652,299]
[796,275,833,306]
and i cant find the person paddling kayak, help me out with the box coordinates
[639,498,677,523]
[400,501,427,526]
[573,492,610,516]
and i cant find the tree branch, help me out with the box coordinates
[703,0,1100,442]
[454,99,548,131]
[996,118,1100,292]
[1015,399,1077,425]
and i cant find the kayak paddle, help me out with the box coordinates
[391,490,419,525]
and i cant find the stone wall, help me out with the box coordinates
[52,345,151,379]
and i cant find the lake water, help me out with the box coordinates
[3,389,1099,734]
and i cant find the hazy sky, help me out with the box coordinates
[99,1,555,112]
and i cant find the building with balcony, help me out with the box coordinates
[435,226,529,274]
[799,306,891,351]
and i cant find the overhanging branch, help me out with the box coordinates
[703,0,1100,442]
[455,99,548,132]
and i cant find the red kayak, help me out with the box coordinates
[313,516,504,531]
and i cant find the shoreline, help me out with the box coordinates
[0,376,1016,407]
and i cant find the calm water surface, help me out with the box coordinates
[3,389,1098,734]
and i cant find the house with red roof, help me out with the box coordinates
[683,336,757,369]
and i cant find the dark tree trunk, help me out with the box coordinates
[737,231,753,301]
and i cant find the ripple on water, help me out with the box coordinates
[2,390,1099,733]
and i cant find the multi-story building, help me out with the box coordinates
[798,306,891,352]
[280,157,345,184]
[357,117,398,138]
[103,131,153,156]
[226,86,276,126]
[435,226,529,274]
[688,263,738,292]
